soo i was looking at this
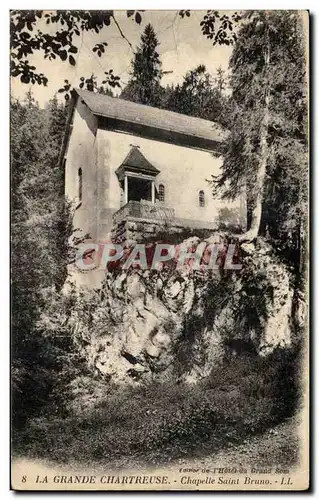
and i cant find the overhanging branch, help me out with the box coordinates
[112,14,134,52]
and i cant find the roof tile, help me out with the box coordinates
[119,146,160,175]
[74,88,227,146]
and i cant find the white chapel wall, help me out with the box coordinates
[65,99,99,241]
[96,128,245,240]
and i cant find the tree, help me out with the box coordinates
[163,64,230,127]
[11,92,72,425]
[210,12,307,248]
[11,10,308,252]
[10,10,245,95]
[215,65,227,93]
[121,24,163,106]
[10,10,143,87]
[10,10,244,101]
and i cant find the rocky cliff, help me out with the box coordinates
[69,236,303,386]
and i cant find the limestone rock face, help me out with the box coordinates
[73,237,299,385]
[240,240,296,355]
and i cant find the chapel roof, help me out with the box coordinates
[117,146,160,176]
[73,88,228,146]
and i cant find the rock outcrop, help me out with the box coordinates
[70,236,301,385]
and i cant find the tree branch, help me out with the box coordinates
[112,14,134,52]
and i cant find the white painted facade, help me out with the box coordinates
[64,97,246,245]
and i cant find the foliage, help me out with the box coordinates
[120,25,230,127]
[14,347,300,463]
[162,64,230,126]
[58,73,117,100]
[10,8,241,86]
[209,12,307,264]
[10,10,143,86]
[10,9,242,89]
[199,10,242,45]
[11,10,234,127]
[121,24,163,106]
[11,92,73,426]
[11,11,306,465]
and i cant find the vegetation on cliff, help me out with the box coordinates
[11,11,307,465]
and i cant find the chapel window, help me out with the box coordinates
[78,168,83,203]
[158,184,165,202]
[199,190,205,207]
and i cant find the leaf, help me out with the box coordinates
[20,74,30,84]
[135,12,142,24]
[69,55,76,66]
[59,50,67,61]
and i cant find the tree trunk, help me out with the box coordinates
[238,25,270,243]
[238,94,269,242]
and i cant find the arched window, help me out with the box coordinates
[158,184,165,202]
[199,190,205,207]
[78,168,83,203]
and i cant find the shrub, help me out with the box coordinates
[13,346,302,465]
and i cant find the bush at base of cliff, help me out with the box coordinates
[13,346,301,465]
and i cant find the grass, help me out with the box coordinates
[13,348,301,466]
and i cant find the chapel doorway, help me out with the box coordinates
[128,177,152,202]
